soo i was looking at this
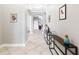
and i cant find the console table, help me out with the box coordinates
[50,35,78,55]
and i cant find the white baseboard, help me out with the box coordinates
[0,44,25,48]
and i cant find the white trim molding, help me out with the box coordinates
[0,44,25,48]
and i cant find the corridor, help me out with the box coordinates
[0,30,51,55]
[0,4,78,55]
[25,30,51,55]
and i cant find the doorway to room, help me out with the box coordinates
[26,9,46,34]
[33,15,45,31]
[24,7,50,55]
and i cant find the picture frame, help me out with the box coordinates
[48,15,51,22]
[59,4,66,20]
[10,13,17,23]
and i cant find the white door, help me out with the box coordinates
[34,20,38,30]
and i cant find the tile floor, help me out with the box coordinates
[0,30,51,55]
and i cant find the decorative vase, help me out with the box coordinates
[64,35,70,46]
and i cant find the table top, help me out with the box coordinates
[52,35,77,48]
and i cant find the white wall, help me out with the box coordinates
[2,4,26,44]
[34,19,38,29]
[47,4,79,54]
[0,5,3,45]
[26,12,33,34]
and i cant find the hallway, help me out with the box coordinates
[0,4,79,55]
[0,30,51,55]
[25,30,51,55]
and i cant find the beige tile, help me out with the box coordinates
[0,30,51,55]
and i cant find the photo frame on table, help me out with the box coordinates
[59,4,66,20]
[10,13,17,23]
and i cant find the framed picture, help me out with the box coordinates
[48,15,51,22]
[59,4,66,20]
[10,13,17,23]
